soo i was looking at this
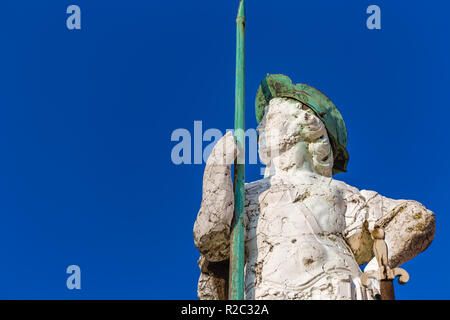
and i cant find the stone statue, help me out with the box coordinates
[193,74,435,300]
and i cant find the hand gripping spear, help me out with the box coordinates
[229,0,246,300]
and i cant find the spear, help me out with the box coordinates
[229,0,246,300]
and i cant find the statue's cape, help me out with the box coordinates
[255,74,349,174]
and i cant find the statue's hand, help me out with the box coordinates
[362,257,381,297]
[207,131,238,167]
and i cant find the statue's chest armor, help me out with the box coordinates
[244,180,358,297]
[257,181,347,236]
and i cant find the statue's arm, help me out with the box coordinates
[193,131,237,262]
[343,186,435,268]
[361,190,435,269]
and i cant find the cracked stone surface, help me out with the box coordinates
[193,98,435,300]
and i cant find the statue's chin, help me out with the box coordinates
[258,146,273,166]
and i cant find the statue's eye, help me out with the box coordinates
[322,155,329,162]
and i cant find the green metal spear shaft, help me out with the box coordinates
[229,0,246,300]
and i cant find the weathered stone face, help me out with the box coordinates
[257,98,333,177]
[193,97,435,300]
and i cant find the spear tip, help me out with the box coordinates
[237,0,245,19]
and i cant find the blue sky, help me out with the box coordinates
[0,0,448,299]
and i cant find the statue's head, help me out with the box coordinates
[257,97,334,177]
[255,74,349,176]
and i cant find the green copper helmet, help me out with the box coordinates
[255,74,349,174]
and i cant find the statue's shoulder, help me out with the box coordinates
[330,176,365,200]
